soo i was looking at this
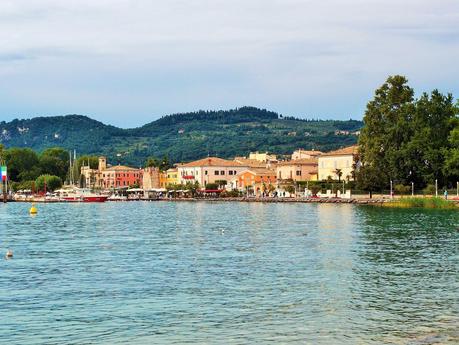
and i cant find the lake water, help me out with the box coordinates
[0,202,458,344]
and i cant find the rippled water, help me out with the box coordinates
[0,202,458,344]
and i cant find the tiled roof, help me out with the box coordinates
[181,157,246,167]
[321,145,359,157]
[277,158,318,166]
[233,158,266,168]
[238,168,276,176]
[105,165,139,171]
[293,149,323,155]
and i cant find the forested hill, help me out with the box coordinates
[0,107,362,165]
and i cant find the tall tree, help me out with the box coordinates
[358,75,415,189]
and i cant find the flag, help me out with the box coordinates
[1,166,7,181]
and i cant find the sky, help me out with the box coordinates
[0,0,458,128]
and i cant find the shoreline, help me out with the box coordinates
[8,196,459,206]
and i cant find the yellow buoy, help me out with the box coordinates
[30,203,38,215]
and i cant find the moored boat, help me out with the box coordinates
[55,187,108,202]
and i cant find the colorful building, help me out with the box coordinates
[276,158,318,182]
[100,165,142,189]
[177,157,249,186]
[166,168,179,186]
[81,156,142,189]
[317,145,359,181]
[231,168,277,195]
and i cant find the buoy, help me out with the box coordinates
[5,249,13,259]
[30,203,38,215]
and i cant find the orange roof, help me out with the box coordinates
[182,157,246,168]
[233,158,266,168]
[277,158,318,166]
[293,149,323,155]
[238,168,276,176]
[105,165,139,172]
[321,145,359,157]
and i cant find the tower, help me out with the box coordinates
[98,156,107,171]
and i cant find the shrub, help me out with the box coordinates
[394,184,411,195]
[422,184,436,195]
[35,174,63,192]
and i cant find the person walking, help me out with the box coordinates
[444,189,448,200]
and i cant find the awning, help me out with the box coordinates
[126,188,144,192]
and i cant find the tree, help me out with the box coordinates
[145,157,159,168]
[4,148,40,181]
[39,147,69,181]
[355,165,381,199]
[443,121,459,182]
[35,174,63,192]
[334,168,343,182]
[285,184,295,196]
[358,75,415,190]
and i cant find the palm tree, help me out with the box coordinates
[334,169,343,182]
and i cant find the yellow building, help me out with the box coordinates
[166,168,179,186]
[318,146,359,181]
[248,151,277,162]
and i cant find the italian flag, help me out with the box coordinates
[1,166,6,181]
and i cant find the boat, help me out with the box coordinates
[55,187,108,202]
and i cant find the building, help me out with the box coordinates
[291,149,322,160]
[232,168,277,195]
[142,167,162,190]
[81,156,142,189]
[177,157,248,186]
[248,151,277,163]
[276,159,318,182]
[317,145,359,181]
[233,157,267,169]
[166,168,179,186]
[100,165,142,189]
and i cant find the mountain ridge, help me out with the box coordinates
[1,106,363,165]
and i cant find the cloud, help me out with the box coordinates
[0,0,458,127]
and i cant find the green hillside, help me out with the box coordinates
[0,107,362,164]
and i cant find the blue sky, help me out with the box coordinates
[0,0,458,128]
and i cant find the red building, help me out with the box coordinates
[100,165,143,189]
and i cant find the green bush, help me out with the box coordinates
[35,174,63,192]
[422,184,436,195]
[394,184,411,195]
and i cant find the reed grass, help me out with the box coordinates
[383,197,457,209]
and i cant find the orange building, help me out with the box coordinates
[232,168,277,195]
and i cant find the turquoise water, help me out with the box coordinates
[0,202,458,344]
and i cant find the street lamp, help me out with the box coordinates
[390,180,393,199]
[411,182,414,196]
[435,179,438,197]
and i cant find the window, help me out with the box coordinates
[279,172,282,179]
[229,171,233,175]
[296,170,301,176]
[205,170,208,175]
[215,171,219,175]
[221,171,225,175]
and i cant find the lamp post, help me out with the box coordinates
[390,180,393,199]
[435,179,438,197]
[457,181,458,197]
[411,182,414,196]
